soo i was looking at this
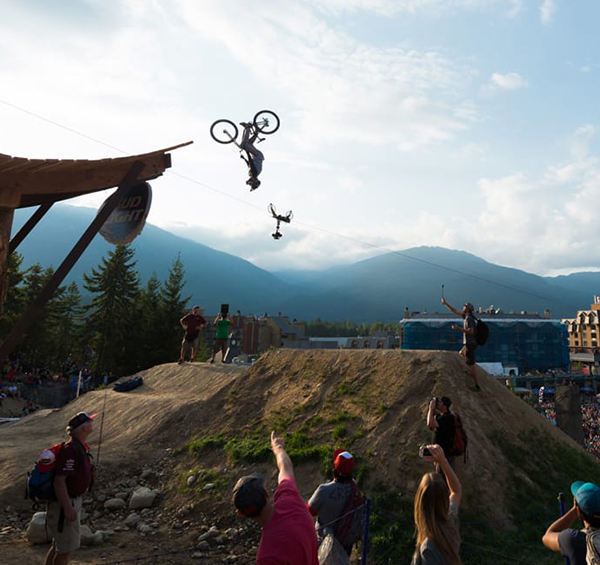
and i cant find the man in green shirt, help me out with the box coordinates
[211,312,232,363]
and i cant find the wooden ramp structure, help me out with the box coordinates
[0,141,192,360]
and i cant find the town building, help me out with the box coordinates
[400,307,569,373]
[562,296,600,374]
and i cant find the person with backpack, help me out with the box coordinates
[412,444,462,565]
[441,298,481,391]
[307,449,365,557]
[542,480,600,565]
[427,396,462,472]
[44,412,96,565]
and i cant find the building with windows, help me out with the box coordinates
[400,309,569,373]
[562,296,600,374]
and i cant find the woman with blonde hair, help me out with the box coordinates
[412,444,462,565]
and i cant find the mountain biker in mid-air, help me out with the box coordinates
[239,122,264,191]
[210,110,279,191]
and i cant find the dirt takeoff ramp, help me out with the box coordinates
[0,361,245,507]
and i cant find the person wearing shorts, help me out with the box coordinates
[210,312,232,363]
[179,306,206,363]
[45,412,96,565]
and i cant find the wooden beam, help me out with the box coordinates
[9,204,52,254]
[0,162,145,363]
[0,208,15,322]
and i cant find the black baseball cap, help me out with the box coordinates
[232,473,266,517]
[67,412,97,432]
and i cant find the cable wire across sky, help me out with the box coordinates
[0,97,576,309]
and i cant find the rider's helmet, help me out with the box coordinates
[247,178,261,190]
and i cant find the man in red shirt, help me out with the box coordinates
[178,306,206,363]
[232,431,319,565]
[45,411,96,565]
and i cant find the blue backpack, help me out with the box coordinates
[26,442,87,506]
[26,443,65,504]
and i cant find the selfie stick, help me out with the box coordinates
[441,284,445,300]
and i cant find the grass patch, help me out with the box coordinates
[185,434,226,456]
[326,412,358,424]
[332,423,347,439]
[347,427,366,445]
[224,432,272,463]
[178,467,227,493]
[336,381,357,396]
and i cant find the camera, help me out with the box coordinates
[419,445,432,458]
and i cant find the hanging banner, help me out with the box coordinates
[98,182,152,245]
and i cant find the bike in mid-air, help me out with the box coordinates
[268,203,293,240]
[210,110,280,191]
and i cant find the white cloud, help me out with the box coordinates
[311,0,524,17]
[178,1,476,152]
[489,71,528,91]
[567,125,597,160]
[540,0,556,24]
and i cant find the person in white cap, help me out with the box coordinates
[44,412,96,565]
[441,298,481,391]
[542,480,600,565]
[307,449,364,556]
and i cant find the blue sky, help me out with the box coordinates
[1,0,599,275]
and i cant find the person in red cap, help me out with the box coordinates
[231,431,318,565]
[45,412,96,565]
[307,449,364,556]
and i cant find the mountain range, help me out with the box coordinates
[10,204,599,321]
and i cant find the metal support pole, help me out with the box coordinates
[558,492,570,565]
[0,161,145,362]
[9,203,52,254]
[361,498,371,565]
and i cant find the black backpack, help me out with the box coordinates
[475,318,489,346]
[113,376,143,392]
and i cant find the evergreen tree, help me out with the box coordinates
[53,282,85,364]
[133,273,167,369]
[0,252,26,340]
[159,254,190,362]
[18,264,63,367]
[83,245,140,376]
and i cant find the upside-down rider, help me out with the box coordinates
[240,122,264,191]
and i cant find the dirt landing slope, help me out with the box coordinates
[0,350,593,565]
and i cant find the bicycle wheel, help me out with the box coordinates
[210,119,238,144]
[253,110,280,135]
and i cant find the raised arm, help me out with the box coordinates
[429,444,462,509]
[427,398,439,429]
[441,298,462,317]
[271,431,294,483]
[542,501,579,552]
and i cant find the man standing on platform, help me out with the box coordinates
[178,305,206,363]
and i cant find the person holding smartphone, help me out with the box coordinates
[211,311,232,363]
[427,396,456,471]
[412,444,462,565]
